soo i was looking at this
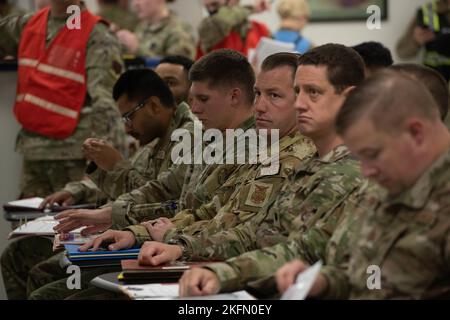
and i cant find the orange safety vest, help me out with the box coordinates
[14,7,101,139]
[196,20,270,59]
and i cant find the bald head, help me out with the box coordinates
[336,70,442,136]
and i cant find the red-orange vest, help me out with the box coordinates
[14,7,101,139]
[196,20,270,59]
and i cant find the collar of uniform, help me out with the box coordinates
[256,131,305,165]
[142,11,173,33]
[385,147,450,209]
[295,144,350,175]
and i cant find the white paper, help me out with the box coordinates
[121,283,180,300]
[179,290,256,300]
[281,261,323,300]
[121,283,256,300]
[10,215,85,238]
[7,197,45,209]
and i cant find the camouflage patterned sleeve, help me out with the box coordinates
[162,25,196,59]
[396,14,421,59]
[63,179,102,204]
[0,13,32,57]
[110,163,187,228]
[198,5,251,52]
[123,224,152,246]
[177,159,362,262]
[317,266,351,300]
[202,189,358,292]
[87,158,150,200]
[85,23,126,151]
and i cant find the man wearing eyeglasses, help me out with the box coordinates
[1,69,196,300]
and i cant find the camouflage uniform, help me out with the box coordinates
[98,3,138,31]
[63,102,196,204]
[170,145,362,264]
[133,11,195,59]
[321,148,450,299]
[1,103,196,300]
[25,117,257,299]
[0,11,127,198]
[109,117,256,229]
[203,179,372,296]
[0,3,26,19]
[198,5,253,54]
[125,131,316,245]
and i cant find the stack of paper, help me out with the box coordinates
[4,197,45,212]
[119,283,256,300]
[8,215,58,239]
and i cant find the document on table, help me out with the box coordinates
[281,260,323,300]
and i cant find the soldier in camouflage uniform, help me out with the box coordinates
[115,0,195,59]
[176,44,367,297]
[197,0,270,58]
[295,71,450,300]
[97,0,138,31]
[268,71,450,300]
[1,68,196,300]
[0,1,126,198]
[25,49,259,299]
[85,52,316,251]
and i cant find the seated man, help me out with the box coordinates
[1,69,196,300]
[26,49,260,299]
[275,71,450,299]
[175,43,369,297]
[155,55,194,106]
[352,41,393,77]
[129,45,365,285]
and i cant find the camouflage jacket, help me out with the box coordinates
[63,102,195,203]
[0,11,126,160]
[322,148,450,300]
[98,4,138,31]
[127,131,316,245]
[198,5,254,53]
[174,145,362,268]
[134,11,196,59]
[113,117,256,230]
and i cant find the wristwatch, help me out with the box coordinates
[168,238,189,261]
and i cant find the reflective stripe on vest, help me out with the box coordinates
[424,51,450,66]
[18,59,85,83]
[17,93,78,119]
[422,1,440,32]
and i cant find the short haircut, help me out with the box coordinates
[260,52,299,80]
[390,63,449,120]
[189,49,256,105]
[298,43,365,93]
[159,55,194,76]
[113,68,176,108]
[336,70,441,135]
[352,41,393,71]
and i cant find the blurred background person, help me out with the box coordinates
[35,0,51,10]
[115,0,195,59]
[396,0,450,82]
[197,0,271,58]
[97,0,138,31]
[273,0,313,54]
[0,0,25,18]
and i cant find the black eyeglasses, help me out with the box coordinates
[122,98,149,125]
